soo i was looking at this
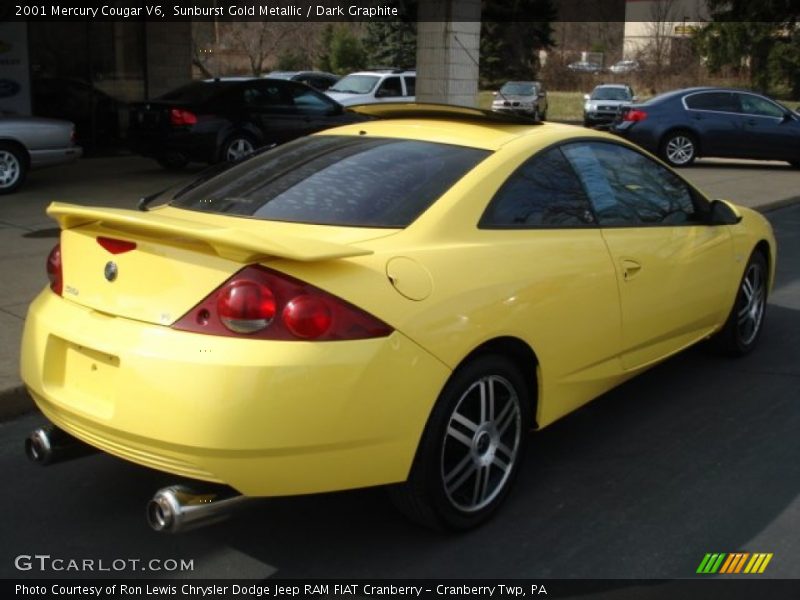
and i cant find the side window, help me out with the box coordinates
[685,92,739,113]
[243,83,291,110]
[480,147,595,228]
[738,94,785,118]
[404,76,416,96]
[376,76,402,98]
[291,86,336,114]
[562,142,703,226]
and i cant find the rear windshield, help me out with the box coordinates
[171,135,490,227]
[158,81,234,103]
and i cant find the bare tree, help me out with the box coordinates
[226,22,303,76]
[644,0,680,78]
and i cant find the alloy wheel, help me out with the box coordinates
[440,375,522,513]
[737,262,766,346]
[225,138,255,162]
[0,150,21,189]
[665,135,695,165]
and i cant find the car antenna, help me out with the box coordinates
[453,34,511,106]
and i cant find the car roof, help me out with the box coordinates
[593,83,630,89]
[319,103,614,151]
[342,70,415,78]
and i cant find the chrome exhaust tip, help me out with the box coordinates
[147,485,252,533]
[25,425,95,466]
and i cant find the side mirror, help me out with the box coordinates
[709,199,742,226]
[583,94,590,101]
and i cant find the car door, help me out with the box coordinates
[736,92,800,160]
[683,91,748,157]
[241,80,306,145]
[562,141,734,370]
[374,76,403,102]
[478,146,622,421]
[403,75,416,99]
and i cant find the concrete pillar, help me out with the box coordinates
[144,22,192,98]
[415,0,481,107]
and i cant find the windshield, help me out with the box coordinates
[591,87,632,101]
[500,82,536,96]
[171,135,490,228]
[328,75,380,95]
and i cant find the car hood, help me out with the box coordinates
[325,92,368,106]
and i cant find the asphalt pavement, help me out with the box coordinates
[0,157,798,580]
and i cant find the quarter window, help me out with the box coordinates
[562,142,702,226]
[480,147,595,228]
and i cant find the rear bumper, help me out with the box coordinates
[611,122,660,153]
[20,289,451,496]
[29,146,83,169]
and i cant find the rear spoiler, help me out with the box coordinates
[47,202,373,263]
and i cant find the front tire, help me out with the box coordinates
[710,251,768,356]
[659,131,697,167]
[389,355,531,530]
[0,143,27,194]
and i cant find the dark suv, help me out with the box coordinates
[129,77,364,169]
[612,86,800,168]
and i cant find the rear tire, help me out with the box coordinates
[389,354,530,530]
[221,134,257,163]
[0,142,27,194]
[710,251,768,356]
[659,131,697,167]
[789,160,800,169]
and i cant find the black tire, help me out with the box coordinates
[389,354,531,530]
[540,111,547,121]
[583,119,592,128]
[659,130,697,167]
[220,133,257,163]
[788,160,800,169]
[0,142,28,194]
[155,153,188,170]
[710,251,768,356]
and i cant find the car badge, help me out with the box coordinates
[104,261,118,282]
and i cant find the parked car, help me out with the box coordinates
[568,61,602,73]
[22,104,775,533]
[325,69,415,106]
[584,83,636,128]
[609,59,640,74]
[264,71,339,92]
[491,81,548,120]
[0,114,82,194]
[612,86,800,168]
[128,77,364,169]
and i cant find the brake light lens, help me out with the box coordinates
[217,280,276,334]
[623,109,648,122]
[169,108,198,126]
[172,265,392,341]
[46,243,63,296]
[97,236,137,254]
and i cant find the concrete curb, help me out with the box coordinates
[0,195,798,423]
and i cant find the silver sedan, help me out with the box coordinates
[0,115,83,194]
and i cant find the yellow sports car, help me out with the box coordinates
[19,104,776,532]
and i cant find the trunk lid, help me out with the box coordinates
[49,202,390,326]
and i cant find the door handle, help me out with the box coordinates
[621,259,642,281]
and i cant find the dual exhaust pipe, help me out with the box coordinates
[26,424,252,533]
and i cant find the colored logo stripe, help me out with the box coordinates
[697,553,773,574]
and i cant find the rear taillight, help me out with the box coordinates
[623,109,648,122]
[172,265,392,341]
[70,128,76,145]
[169,108,198,126]
[46,243,63,296]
